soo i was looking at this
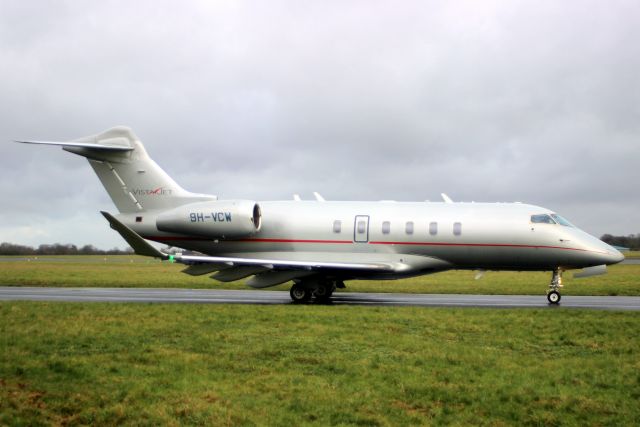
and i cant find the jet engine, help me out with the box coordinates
[156,200,261,239]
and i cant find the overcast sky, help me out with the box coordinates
[1,0,639,249]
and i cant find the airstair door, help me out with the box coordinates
[354,215,370,243]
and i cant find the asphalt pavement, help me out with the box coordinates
[1,287,639,310]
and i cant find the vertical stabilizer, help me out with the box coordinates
[18,127,215,213]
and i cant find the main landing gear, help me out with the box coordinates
[547,268,563,304]
[289,278,343,303]
[290,283,313,303]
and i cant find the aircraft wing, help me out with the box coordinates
[173,253,391,271]
[174,253,395,288]
[101,211,395,287]
[101,211,168,258]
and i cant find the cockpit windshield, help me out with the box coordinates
[531,214,556,224]
[550,213,574,227]
[530,213,575,227]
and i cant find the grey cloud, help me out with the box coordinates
[1,0,639,248]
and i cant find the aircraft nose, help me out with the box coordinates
[571,230,625,266]
[607,246,625,265]
[597,241,625,265]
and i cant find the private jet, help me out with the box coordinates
[17,127,624,304]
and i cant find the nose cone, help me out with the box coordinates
[568,229,625,266]
[592,238,625,265]
[604,245,625,265]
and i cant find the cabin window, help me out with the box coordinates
[531,214,555,224]
[382,221,391,234]
[135,216,143,223]
[429,222,438,235]
[333,220,342,233]
[405,221,414,235]
[453,222,462,236]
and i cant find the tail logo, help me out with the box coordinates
[132,187,173,196]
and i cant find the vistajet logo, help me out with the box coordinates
[132,187,173,196]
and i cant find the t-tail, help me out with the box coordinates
[16,126,216,213]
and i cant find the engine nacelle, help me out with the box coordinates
[156,200,261,239]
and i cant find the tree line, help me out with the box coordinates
[0,242,133,256]
[600,234,640,250]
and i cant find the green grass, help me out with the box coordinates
[623,250,640,259]
[1,302,639,426]
[1,255,639,296]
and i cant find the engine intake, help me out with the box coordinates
[156,200,261,239]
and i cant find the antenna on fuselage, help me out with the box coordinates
[293,194,301,201]
[313,192,326,202]
[441,193,453,203]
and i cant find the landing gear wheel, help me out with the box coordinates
[290,284,312,303]
[547,290,561,304]
[313,283,334,303]
[547,268,563,305]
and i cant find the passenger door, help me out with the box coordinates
[353,215,370,243]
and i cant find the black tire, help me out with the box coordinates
[313,283,333,302]
[290,284,312,303]
[547,290,561,304]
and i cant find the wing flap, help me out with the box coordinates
[173,253,393,272]
[212,266,271,282]
[246,271,315,288]
[182,264,231,276]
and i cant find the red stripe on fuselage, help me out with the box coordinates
[368,241,600,253]
[237,238,352,244]
[142,235,210,241]
[142,235,604,254]
[141,236,352,244]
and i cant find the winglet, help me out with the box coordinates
[100,211,168,259]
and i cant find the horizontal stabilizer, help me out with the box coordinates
[573,264,607,278]
[14,139,134,151]
[100,211,167,259]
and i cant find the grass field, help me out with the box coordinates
[624,250,640,258]
[1,256,639,425]
[1,302,640,426]
[1,255,639,296]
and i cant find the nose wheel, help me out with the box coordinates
[547,290,561,304]
[547,268,563,304]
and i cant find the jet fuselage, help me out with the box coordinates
[123,201,622,279]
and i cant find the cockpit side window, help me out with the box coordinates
[551,214,574,227]
[531,214,556,224]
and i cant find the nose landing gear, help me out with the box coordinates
[547,268,563,304]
